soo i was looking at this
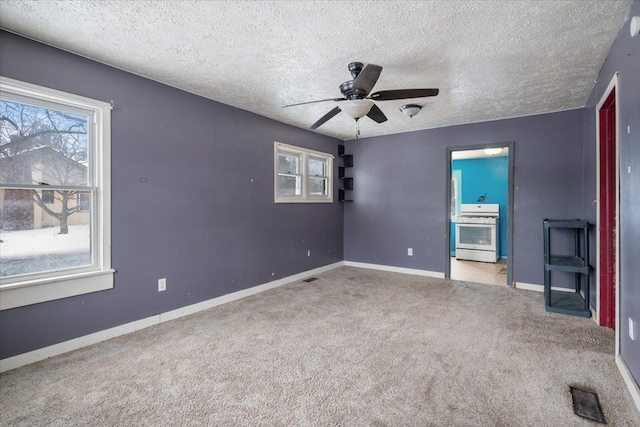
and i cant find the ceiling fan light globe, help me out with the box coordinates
[341,99,374,119]
[400,104,422,118]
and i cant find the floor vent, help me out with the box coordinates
[303,277,318,283]
[570,386,607,424]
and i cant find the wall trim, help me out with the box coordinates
[616,354,640,413]
[159,261,343,322]
[0,261,344,373]
[344,261,445,279]
[514,282,575,293]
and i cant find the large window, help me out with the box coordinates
[0,77,113,310]
[274,142,333,203]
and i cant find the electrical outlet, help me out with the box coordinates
[307,250,311,257]
[630,318,636,341]
[158,278,166,292]
[408,248,413,256]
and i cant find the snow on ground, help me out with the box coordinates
[0,225,90,258]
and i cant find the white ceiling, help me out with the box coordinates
[0,1,632,140]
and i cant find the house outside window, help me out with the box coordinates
[0,77,113,310]
[274,142,333,203]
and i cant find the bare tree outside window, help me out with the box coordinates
[0,100,88,234]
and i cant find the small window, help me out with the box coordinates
[276,151,302,196]
[274,142,333,203]
[41,189,55,204]
[308,156,329,197]
[77,192,90,211]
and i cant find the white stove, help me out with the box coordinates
[455,204,499,263]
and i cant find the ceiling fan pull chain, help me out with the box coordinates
[356,118,360,140]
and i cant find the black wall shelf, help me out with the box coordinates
[338,144,353,202]
[543,219,591,318]
[343,177,354,190]
[338,189,352,202]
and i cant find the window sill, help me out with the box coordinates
[0,269,114,310]
[275,198,334,204]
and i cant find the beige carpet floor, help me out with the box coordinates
[1,266,638,426]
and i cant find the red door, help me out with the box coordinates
[598,88,616,329]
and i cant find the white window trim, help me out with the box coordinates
[274,142,334,203]
[0,76,113,310]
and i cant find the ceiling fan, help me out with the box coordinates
[283,62,439,130]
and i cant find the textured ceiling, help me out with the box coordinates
[0,1,632,140]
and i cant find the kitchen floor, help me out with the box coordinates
[450,257,507,286]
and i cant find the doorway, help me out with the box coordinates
[596,74,619,330]
[445,142,514,287]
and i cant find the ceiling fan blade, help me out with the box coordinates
[367,104,387,124]
[352,64,383,95]
[368,88,439,101]
[310,106,342,130]
[283,98,345,108]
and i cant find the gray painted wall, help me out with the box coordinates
[583,0,640,386]
[343,109,585,286]
[0,31,343,359]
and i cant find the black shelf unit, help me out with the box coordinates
[543,219,591,318]
[338,144,353,202]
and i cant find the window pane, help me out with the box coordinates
[0,100,89,186]
[0,188,92,277]
[308,157,326,177]
[277,153,299,174]
[308,177,328,196]
[277,175,301,196]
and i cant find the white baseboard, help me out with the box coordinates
[159,261,343,322]
[515,283,599,320]
[0,316,158,374]
[514,282,575,293]
[344,261,445,279]
[0,261,344,373]
[616,354,640,413]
